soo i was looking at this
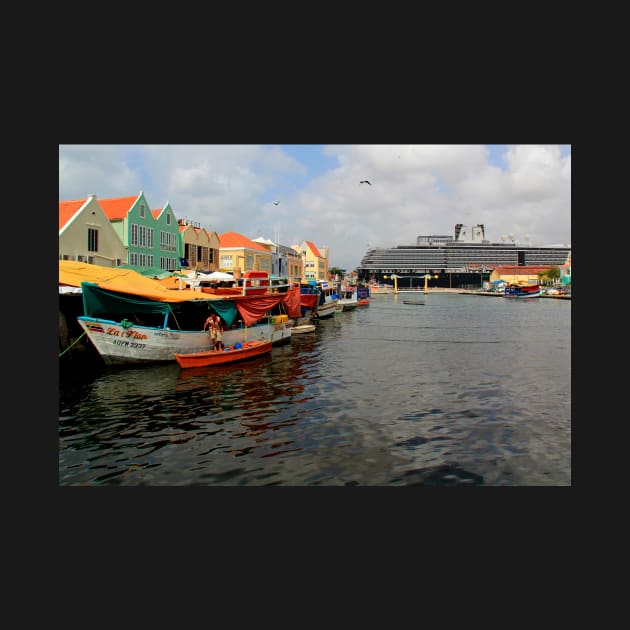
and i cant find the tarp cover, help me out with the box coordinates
[208,300,238,327]
[61,260,299,329]
[236,295,284,326]
[60,260,217,302]
[81,282,172,318]
[282,286,303,318]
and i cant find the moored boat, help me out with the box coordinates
[313,280,339,318]
[299,280,339,320]
[368,283,394,295]
[356,286,370,306]
[291,323,316,334]
[62,261,299,366]
[503,283,541,298]
[338,286,359,310]
[175,339,272,369]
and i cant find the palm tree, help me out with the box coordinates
[538,266,561,286]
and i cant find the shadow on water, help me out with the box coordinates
[394,464,485,486]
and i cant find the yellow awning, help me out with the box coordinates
[59,260,222,302]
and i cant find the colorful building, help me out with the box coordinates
[59,195,128,267]
[98,192,182,273]
[218,231,273,276]
[178,218,220,272]
[489,265,556,285]
[292,240,329,281]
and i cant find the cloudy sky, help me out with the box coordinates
[59,144,571,271]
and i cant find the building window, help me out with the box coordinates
[131,223,138,246]
[221,255,233,268]
[166,213,171,225]
[139,204,145,218]
[87,228,98,252]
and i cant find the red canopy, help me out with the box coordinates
[234,286,303,326]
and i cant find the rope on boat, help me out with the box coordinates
[58,330,87,358]
[168,304,182,330]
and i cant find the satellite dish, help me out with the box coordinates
[500,235,507,242]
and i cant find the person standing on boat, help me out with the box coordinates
[212,313,224,351]
[203,313,220,351]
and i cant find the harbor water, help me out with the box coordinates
[58,291,571,486]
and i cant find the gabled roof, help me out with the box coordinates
[59,198,87,230]
[305,240,323,258]
[99,195,140,220]
[219,231,270,252]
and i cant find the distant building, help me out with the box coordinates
[252,236,303,280]
[178,218,220,273]
[292,240,329,281]
[489,265,555,285]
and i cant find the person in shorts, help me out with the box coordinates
[212,314,224,351]
[203,313,219,350]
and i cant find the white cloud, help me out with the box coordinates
[59,144,571,270]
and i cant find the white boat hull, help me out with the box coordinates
[291,324,316,334]
[314,300,338,319]
[77,316,291,366]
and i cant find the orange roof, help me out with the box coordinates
[59,198,87,230]
[151,209,162,219]
[98,195,140,220]
[305,240,322,258]
[219,231,270,252]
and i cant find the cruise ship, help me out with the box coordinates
[356,224,571,289]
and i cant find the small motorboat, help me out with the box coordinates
[175,340,272,369]
[291,324,316,334]
[402,300,425,305]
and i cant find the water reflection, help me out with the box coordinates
[59,293,570,486]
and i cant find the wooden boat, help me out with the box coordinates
[338,287,359,310]
[63,263,299,366]
[299,280,339,320]
[503,283,541,298]
[291,324,316,334]
[175,340,272,368]
[402,300,425,305]
[368,283,394,295]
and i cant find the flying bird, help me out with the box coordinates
[360,180,371,185]
[273,201,280,205]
